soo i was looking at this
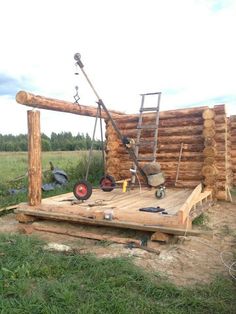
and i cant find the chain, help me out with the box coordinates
[73,63,80,104]
[73,85,80,104]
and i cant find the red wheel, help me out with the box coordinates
[73,180,92,200]
[100,175,116,192]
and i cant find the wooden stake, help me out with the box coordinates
[175,142,184,185]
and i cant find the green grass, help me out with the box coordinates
[192,213,209,226]
[230,188,236,196]
[0,234,235,314]
[0,151,103,209]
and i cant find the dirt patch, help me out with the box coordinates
[0,198,235,286]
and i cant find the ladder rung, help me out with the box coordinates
[137,124,158,129]
[140,107,159,112]
[140,92,161,96]
[137,156,156,161]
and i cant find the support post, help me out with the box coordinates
[27,110,42,206]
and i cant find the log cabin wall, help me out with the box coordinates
[105,104,232,200]
[229,115,236,186]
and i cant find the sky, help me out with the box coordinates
[0,0,235,136]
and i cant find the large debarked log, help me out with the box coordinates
[16,91,125,119]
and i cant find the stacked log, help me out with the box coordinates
[202,105,233,200]
[214,105,233,200]
[202,108,218,197]
[105,106,206,187]
[229,115,236,185]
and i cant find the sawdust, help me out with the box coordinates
[0,198,235,286]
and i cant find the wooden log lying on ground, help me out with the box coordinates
[30,222,142,246]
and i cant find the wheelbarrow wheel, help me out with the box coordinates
[155,187,166,199]
[100,175,116,192]
[73,180,92,200]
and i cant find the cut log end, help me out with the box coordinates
[16,90,29,104]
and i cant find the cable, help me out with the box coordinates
[229,262,236,280]
[220,251,236,280]
[180,208,236,281]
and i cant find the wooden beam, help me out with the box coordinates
[178,183,203,224]
[32,222,141,246]
[27,110,42,206]
[15,206,212,236]
[16,91,124,119]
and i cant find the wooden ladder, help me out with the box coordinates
[132,92,161,183]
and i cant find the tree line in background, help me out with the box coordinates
[0,132,103,151]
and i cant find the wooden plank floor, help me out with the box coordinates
[16,187,193,228]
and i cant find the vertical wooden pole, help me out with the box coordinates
[27,110,42,206]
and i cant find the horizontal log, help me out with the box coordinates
[115,116,204,129]
[229,121,236,128]
[164,173,203,181]
[214,104,226,114]
[230,130,236,137]
[158,143,204,152]
[106,151,204,160]
[106,144,205,155]
[114,126,203,138]
[114,106,208,121]
[16,91,124,119]
[114,169,203,183]
[160,161,203,170]
[107,161,203,173]
[230,115,236,122]
[215,124,227,133]
[175,180,202,188]
[106,133,204,144]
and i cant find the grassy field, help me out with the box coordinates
[0,151,101,182]
[0,151,103,208]
[0,233,235,314]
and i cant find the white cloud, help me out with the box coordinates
[0,0,235,136]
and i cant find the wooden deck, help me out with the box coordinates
[15,186,212,232]
[16,188,190,229]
